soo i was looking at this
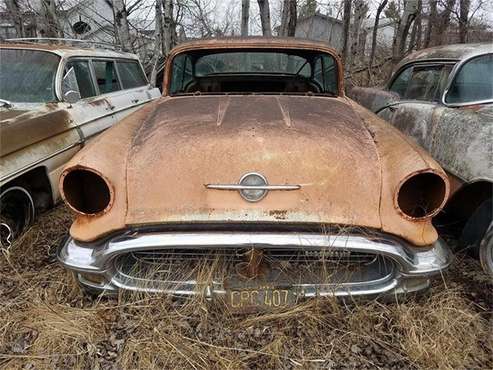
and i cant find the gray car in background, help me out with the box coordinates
[349,43,493,277]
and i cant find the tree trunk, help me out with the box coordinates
[241,0,250,36]
[423,0,437,48]
[415,2,422,49]
[391,0,418,67]
[368,0,388,81]
[279,0,297,37]
[112,0,133,51]
[341,0,352,67]
[349,0,368,71]
[257,0,272,36]
[40,0,62,38]
[163,0,175,55]
[407,0,421,52]
[5,0,24,37]
[458,0,470,43]
[433,0,456,46]
[150,0,164,87]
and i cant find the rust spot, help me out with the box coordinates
[269,210,288,220]
[88,98,109,107]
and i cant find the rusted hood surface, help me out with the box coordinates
[0,105,73,157]
[125,95,382,228]
[66,96,446,246]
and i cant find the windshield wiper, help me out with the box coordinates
[0,99,13,108]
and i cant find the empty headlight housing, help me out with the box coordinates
[396,171,448,220]
[60,167,113,216]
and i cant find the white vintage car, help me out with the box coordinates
[0,39,161,246]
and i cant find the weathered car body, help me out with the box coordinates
[58,38,453,308]
[0,41,161,246]
[349,43,492,276]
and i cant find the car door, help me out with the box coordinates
[376,63,454,154]
[92,58,160,126]
[61,58,119,141]
[431,54,493,182]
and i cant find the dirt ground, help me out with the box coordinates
[0,205,492,370]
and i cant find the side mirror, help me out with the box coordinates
[62,67,81,104]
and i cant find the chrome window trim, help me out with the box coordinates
[441,52,493,107]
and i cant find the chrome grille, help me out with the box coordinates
[128,248,378,265]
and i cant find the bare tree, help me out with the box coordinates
[5,0,24,37]
[150,0,165,87]
[241,0,250,36]
[279,0,297,37]
[40,0,62,37]
[391,0,418,66]
[112,0,133,51]
[424,0,437,48]
[257,0,272,36]
[433,0,456,46]
[368,0,389,82]
[408,0,422,52]
[349,0,368,70]
[458,0,470,42]
[163,0,175,55]
[341,0,352,67]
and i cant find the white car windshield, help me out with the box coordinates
[0,49,60,103]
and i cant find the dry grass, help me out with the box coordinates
[1,205,492,370]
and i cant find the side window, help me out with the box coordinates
[93,60,121,94]
[405,65,446,101]
[313,56,338,94]
[117,60,148,89]
[313,57,324,91]
[389,67,412,97]
[390,64,453,101]
[322,55,337,95]
[446,54,493,104]
[65,60,96,98]
[170,54,193,94]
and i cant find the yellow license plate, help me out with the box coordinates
[227,288,296,310]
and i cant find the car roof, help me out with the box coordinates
[170,37,340,56]
[0,42,139,60]
[396,43,493,70]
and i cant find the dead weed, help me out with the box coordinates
[0,205,491,369]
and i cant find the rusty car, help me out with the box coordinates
[0,39,161,247]
[57,38,453,310]
[349,43,492,277]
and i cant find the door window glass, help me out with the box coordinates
[389,67,412,97]
[446,54,493,104]
[390,64,452,101]
[117,60,148,89]
[93,60,121,94]
[65,60,96,98]
[170,54,193,94]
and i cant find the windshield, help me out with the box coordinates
[169,49,338,96]
[0,49,60,103]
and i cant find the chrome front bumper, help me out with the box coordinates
[58,232,453,297]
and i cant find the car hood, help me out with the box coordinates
[124,95,382,227]
[65,95,447,246]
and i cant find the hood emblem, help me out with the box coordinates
[205,172,301,202]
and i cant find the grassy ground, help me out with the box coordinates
[0,205,491,369]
